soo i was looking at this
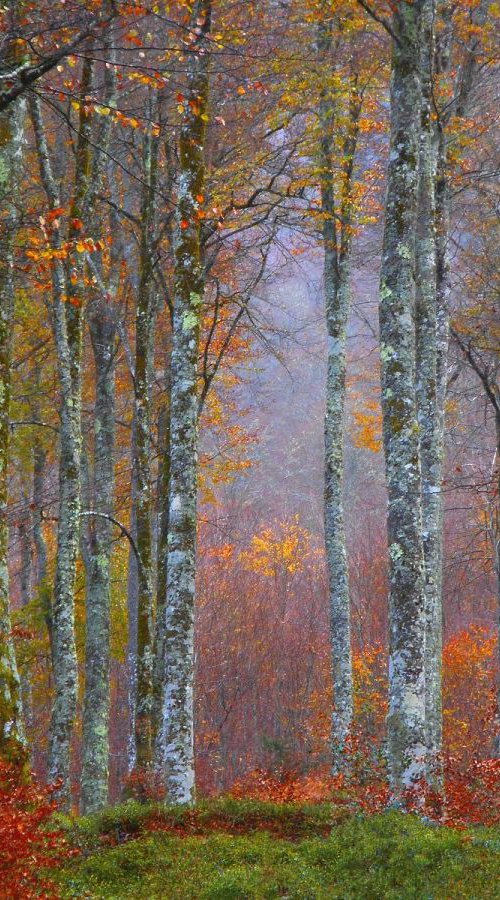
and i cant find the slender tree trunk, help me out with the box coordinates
[33,435,52,659]
[379,0,427,802]
[80,42,117,813]
[414,0,443,784]
[51,66,93,804]
[126,457,139,775]
[152,370,171,753]
[324,268,353,769]
[156,0,212,803]
[317,18,363,773]
[18,499,33,733]
[28,359,51,655]
[133,120,159,772]
[81,313,116,813]
[316,18,354,772]
[30,58,94,803]
[0,87,26,764]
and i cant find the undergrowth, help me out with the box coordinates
[57,801,500,899]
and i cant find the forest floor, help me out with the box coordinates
[55,798,500,898]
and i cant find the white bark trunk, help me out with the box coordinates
[379,0,427,802]
[156,0,212,803]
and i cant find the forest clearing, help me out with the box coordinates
[0,0,499,896]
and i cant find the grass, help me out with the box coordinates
[57,800,500,899]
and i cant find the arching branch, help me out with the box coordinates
[80,510,139,561]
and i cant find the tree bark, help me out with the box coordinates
[81,312,116,813]
[30,58,94,804]
[316,17,356,772]
[152,371,171,753]
[80,44,118,812]
[379,0,427,802]
[133,119,160,773]
[156,0,212,803]
[414,0,443,784]
[0,84,26,765]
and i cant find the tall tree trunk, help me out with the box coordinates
[0,81,26,764]
[80,42,117,813]
[152,369,171,753]
[414,0,443,784]
[156,0,212,803]
[81,312,116,813]
[50,61,93,804]
[317,17,353,771]
[30,57,94,804]
[133,119,159,772]
[379,0,427,803]
[126,456,139,775]
[421,0,488,767]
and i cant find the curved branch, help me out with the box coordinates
[80,510,139,561]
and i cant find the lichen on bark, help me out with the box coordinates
[315,15,362,773]
[155,0,212,804]
[379,0,428,802]
[29,57,94,805]
[0,83,26,765]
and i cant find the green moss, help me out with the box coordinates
[57,804,500,899]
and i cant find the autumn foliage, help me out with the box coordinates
[0,763,73,898]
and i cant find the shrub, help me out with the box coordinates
[0,761,73,898]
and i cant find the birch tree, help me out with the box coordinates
[156,0,212,803]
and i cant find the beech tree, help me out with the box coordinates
[377,0,429,801]
[0,11,26,765]
[156,0,213,804]
[80,45,119,813]
[30,55,95,804]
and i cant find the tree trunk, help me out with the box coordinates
[30,57,94,804]
[152,373,171,754]
[81,312,116,813]
[156,0,211,803]
[133,119,159,773]
[33,437,52,659]
[379,0,427,802]
[0,87,26,765]
[80,42,118,812]
[318,72,353,768]
[324,264,353,772]
[317,17,362,772]
[414,0,443,785]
